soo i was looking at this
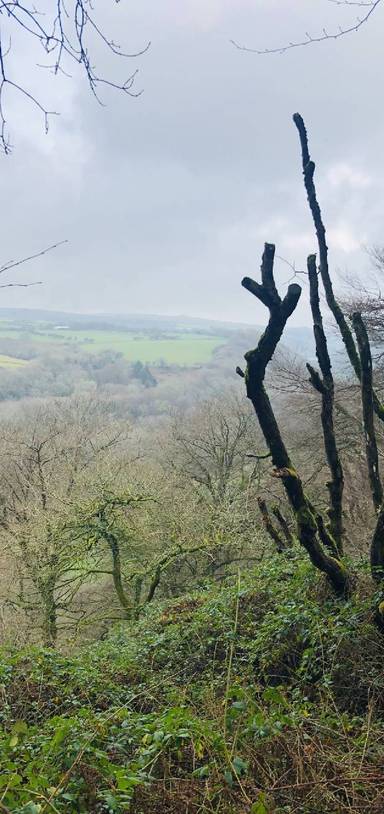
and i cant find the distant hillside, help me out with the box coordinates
[0,308,346,367]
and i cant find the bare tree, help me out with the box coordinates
[0,1,149,153]
[165,393,258,507]
[340,251,384,369]
[0,398,125,645]
[63,488,213,622]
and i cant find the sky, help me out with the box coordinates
[1,0,384,326]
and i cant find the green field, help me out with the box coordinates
[0,354,28,368]
[56,331,225,364]
[0,325,226,365]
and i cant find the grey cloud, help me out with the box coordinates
[1,0,384,323]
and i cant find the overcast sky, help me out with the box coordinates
[1,0,384,326]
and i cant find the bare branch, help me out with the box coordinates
[293,113,384,424]
[0,2,150,152]
[258,496,286,553]
[271,504,295,547]
[231,0,382,54]
[0,281,42,288]
[0,240,67,275]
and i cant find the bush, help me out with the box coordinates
[1,552,384,813]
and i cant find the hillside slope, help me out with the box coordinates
[1,551,384,813]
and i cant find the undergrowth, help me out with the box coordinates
[1,551,384,813]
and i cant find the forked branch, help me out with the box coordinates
[239,242,348,595]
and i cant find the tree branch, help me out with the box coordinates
[271,504,295,547]
[258,497,286,552]
[353,313,383,511]
[0,2,150,152]
[231,0,381,54]
[307,253,344,553]
[293,113,384,425]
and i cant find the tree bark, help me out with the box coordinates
[307,254,344,553]
[108,533,132,619]
[353,312,384,581]
[293,112,384,422]
[271,505,295,547]
[293,115,361,376]
[240,243,349,596]
[353,313,383,512]
[258,497,286,552]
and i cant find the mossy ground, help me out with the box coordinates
[1,551,384,813]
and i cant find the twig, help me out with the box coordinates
[231,0,382,54]
[0,240,67,275]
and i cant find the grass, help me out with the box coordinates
[0,354,28,368]
[56,330,225,364]
[0,326,226,365]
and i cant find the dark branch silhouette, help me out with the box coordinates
[231,0,381,55]
[0,240,67,288]
[238,242,349,595]
[0,2,150,153]
[353,313,383,513]
[306,254,344,553]
[293,112,384,424]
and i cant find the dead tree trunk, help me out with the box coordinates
[238,243,349,595]
[294,112,384,423]
[353,313,384,581]
[306,254,344,554]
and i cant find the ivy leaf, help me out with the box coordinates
[251,792,269,814]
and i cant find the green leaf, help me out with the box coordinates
[12,720,28,735]
[4,772,22,788]
[192,765,210,778]
[115,773,142,791]
[231,700,247,711]
[47,721,72,751]
[251,792,269,814]
[224,770,233,787]
[262,687,286,706]
[232,756,248,776]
